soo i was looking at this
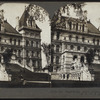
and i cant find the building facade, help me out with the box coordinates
[0,6,42,72]
[51,16,100,80]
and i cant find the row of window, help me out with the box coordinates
[26,59,40,67]
[54,33,100,45]
[65,45,87,52]
[18,59,41,68]
[68,21,87,32]
[26,50,41,58]
[25,40,40,47]
[0,37,21,46]
[24,32,40,39]
[0,38,40,47]
[66,35,100,45]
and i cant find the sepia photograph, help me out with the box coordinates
[0,1,100,91]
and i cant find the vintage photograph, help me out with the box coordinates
[0,2,100,88]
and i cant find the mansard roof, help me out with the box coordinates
[87,21,100,34]
[52,16,100,34]
[1,20,20,35]
[19,7,41,32]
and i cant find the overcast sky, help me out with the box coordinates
[0,2,100,28]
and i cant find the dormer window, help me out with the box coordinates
[26,16,36,28]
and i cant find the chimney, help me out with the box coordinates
[16,16,19,31]
[0,9,4,22]
[83,10,87,22]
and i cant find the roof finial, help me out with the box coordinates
[25,5,27,11]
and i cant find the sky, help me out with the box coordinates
[0,2,100,68]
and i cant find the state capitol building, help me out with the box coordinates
[0,5,42,73]
[51,15,100,81]
[0,3,100,81]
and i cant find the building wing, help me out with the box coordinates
[3,20,19,34]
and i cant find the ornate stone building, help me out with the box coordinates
[18,6,42,72]
[0,7,42,72]
[51,16,100,80]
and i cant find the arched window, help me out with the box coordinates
[77,46,80,51]
[76,36,78,42]
[64,37,66,40]
[70,45,74,50]
[82,37,85,42]
[80,56,84,63]
[10,38,12,44]
[69,35,72,41]
[18,40,20,46]
[73,55,77,61]
[84,46,87,52]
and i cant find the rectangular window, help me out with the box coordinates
[18,40,20,46]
